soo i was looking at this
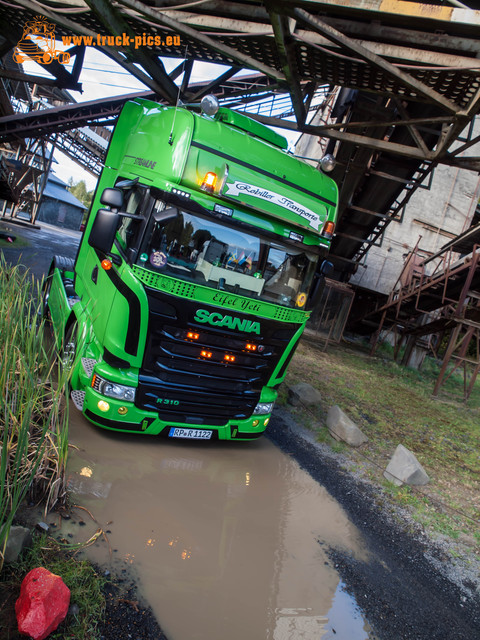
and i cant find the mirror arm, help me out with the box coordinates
[118,212,139,219]
[107,252,122,266]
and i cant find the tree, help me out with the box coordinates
[67,178,94,210]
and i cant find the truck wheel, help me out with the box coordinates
[41,272,53,321]
[62,321,78,371]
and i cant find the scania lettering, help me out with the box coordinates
[44,95,338,441]
[194,309,260,334]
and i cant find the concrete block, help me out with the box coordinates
[288,382,322,407]
[384,444,430,487]
[4,526,32,564]
[326,405,369,447]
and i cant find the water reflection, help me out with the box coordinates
[65,405,372,639]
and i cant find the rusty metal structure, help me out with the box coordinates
[363,224,480,399]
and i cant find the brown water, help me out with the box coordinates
[64,405,373,639]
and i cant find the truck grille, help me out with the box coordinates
[135,287,299,426]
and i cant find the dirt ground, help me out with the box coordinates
[268,407,480,640]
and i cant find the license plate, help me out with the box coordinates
[168,427,212,440]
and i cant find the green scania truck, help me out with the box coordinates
[45,95,338,441]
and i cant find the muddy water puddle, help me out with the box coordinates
[64,406,373,639]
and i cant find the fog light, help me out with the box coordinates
[252,419,260,427]
[118,406,128,415]
[98,400,110,412]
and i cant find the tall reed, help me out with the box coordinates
[0,257,69,571]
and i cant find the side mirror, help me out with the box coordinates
[88,209,118,254]
[305,261,333,312]
[153,206,178,224]
[100,188,123,210]
[320,260,334,276]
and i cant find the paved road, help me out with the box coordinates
[0,218,80,280]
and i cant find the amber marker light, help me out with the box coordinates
[224,354,236,362]
[200,171,217,193]
[187,331,200,340]
[101,258,113,270]
[322,220,336,239]
[200,350,212,358]
[245,343,257,351]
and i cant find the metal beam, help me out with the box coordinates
[440,156,480,171]
[0,67,57,87]
[299,115,455,133]
[294,0,480,29]
[290,7,461,115]
[116,0,286,82]
[303,127,433,160]
[240,110,437,160]
[267,8,306,125]
[189,66,240,101]
[0,91,156,143]
[84,0,179,104]
[392,97,430,156]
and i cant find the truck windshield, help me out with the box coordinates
[135,207,317,309]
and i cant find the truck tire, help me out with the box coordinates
[41,271,53,321]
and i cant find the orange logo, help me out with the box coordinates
[13,16,70,65]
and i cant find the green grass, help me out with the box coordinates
[284,338,480,547]
[0,257,69,570]
[0,533,105,639]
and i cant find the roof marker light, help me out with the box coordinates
[322,221,336,239]
[201,172,217,193]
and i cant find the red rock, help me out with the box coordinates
[15,567,71,640]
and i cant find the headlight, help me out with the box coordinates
[92,374,136,402]
[253,402,274,415]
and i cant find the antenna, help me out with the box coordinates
[169,46,188,146]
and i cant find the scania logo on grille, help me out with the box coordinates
[194,308,260,334]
